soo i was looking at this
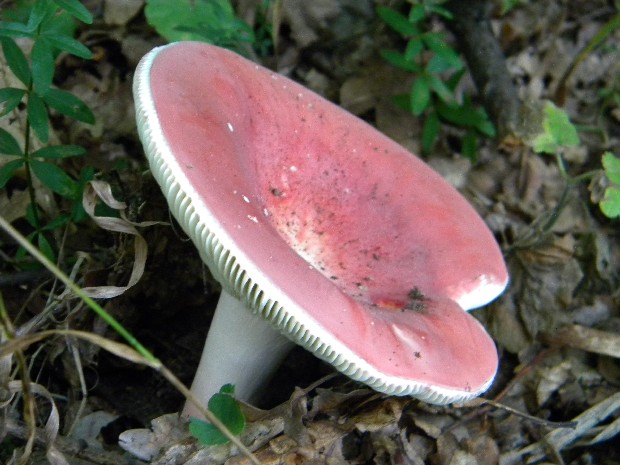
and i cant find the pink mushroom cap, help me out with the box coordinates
[134,42,508,404]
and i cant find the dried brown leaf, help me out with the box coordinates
[540,324,620,359]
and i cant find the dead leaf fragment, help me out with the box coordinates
[540,324,620,359]
[103,0,144,26]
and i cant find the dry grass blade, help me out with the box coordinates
[6,381,68,465]
[1,295,36,465]
[81,180,163,299]
[0,329,153,367]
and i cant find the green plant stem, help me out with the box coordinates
[23,82,40,233]
[554,152,600,184]
[541,183,571,233]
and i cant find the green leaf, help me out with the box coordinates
[52,0,93,24]
[426,54,451,74]
[410,75,431,115]
[43,212,70,231]
[428,4,454,20]
[172,0,255,48]
[544,102,580,146]
[189,385,245,446]
[30,159,80,198]
[472,107,496,136]
[175,22,254,50]
[428,74,455,104]
[445,68,466,91]
[462,129,478,162]
[436,99,495,136]
[426,52,462,74]
[532,102,579,154]
[218,383,235,395]
[0,158,24,187]
[1,37,31,85]
[43,88,95,124]
[436,98,495,137]
[37,5,78,38]
[37,231,56,261]
[408,4,427,23]
[599,152,620,218]
[145,0,251,49]
[501,0,522,14]
[0,21,34,38]
[391,94,411,112]
[27,0,54,31]
[600,186,620,218]
[404,38,423,61]
[421,32,447,52]
[531,132,556,154]
[602,151,620,185]
[0,87,27,116]
[0,127,23,155]
[32,39,55,95]
[43,33,92,59]
[28,92,49,143]
[71,165,95,222]
[14,231,38,265]
[425,42,462,72]
[25,204,38,228]
[32,145,86,159]
[421,111,440,155]
[379,49,419,73]
[377,6,418,36]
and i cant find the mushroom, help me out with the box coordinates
[133,42,508,418]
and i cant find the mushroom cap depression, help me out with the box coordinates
[133,42,508,404]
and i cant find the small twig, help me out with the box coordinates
[464,397,578,430]
[445,0,522,138]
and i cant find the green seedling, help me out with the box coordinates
[527,101,619,220]
[189,384,246,446]
[378,2,494,160]
[0,0,95,260]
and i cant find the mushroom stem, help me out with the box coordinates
[182,290,295,418]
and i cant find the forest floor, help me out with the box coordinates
[1,0,619,464]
